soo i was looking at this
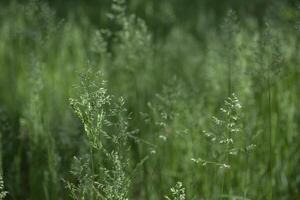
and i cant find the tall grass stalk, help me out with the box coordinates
[254,23,283,199]
[67,70,132,200]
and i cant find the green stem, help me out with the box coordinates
[267,67,272,200]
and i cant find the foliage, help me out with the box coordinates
[165,182,186,200]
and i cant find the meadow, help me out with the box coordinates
[0,0,299,199]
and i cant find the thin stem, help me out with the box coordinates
[89,146,95,186]
[228,64,232,96]
[267,66,272,200]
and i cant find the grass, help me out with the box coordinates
[0,0,299,199]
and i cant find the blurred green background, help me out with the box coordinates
[0,0,299,199]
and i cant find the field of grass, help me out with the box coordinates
[0,0,300,199]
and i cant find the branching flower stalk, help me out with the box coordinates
[67,70,131,200]
[192,93,255,198]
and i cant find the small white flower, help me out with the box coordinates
[159,135,167,141]
[220,164,231,169]
[150,150,156,154]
